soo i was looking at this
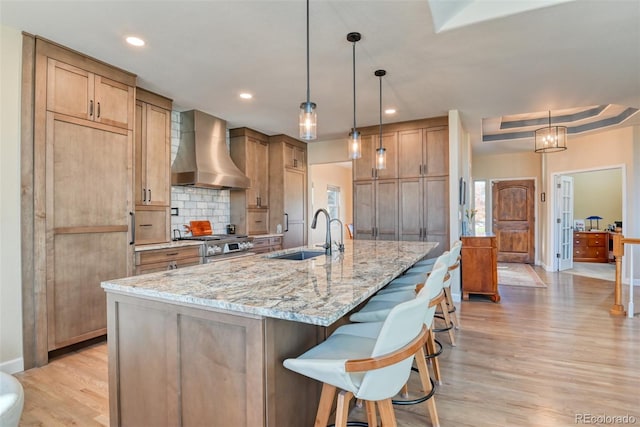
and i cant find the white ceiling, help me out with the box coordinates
[2,0,639,155]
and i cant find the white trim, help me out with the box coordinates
[0,357,24,375]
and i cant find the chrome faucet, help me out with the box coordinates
[311,208,332,255]
[329,218,345,252]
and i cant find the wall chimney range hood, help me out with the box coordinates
[171,110,250,190]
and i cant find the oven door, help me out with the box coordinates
[204,252,255,263]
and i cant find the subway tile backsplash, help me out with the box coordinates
[170,111,231,235]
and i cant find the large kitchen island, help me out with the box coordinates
[102,239,438,427]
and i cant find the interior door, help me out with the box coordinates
[556,175,574,271]
[492,179,535,263]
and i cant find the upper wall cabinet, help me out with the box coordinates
[352,133,398,181]
[398,127,449,178]
[47,58,134,130]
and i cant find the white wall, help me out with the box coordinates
[0,25,25,373]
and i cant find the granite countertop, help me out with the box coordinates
[103,240,438,326]
[135,240,203,252]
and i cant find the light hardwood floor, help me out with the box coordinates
[14,268,640,426]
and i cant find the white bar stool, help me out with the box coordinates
[0,372,24,427]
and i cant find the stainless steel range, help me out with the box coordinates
[174,232,255,263]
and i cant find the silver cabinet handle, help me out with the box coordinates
[143,188,147,202]
[284,213,289,232]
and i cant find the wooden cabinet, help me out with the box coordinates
[352,132,398,181]
[134,88,172,245]
[134,245,201,275]
[573,231,609,263]
[46,58,134,130]
[269,134,307,249]
[230,128,270,236]
[34,38,136,353]
[251,236,283,254]
[461,235,499,302]
[352,117,449,250]
[353,179,398,240]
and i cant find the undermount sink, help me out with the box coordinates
[269,250,326,261]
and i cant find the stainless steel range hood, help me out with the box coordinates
[171,110,250,189]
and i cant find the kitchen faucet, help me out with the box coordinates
[329,218,345,252]
[311,208,332,255]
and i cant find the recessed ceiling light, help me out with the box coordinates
[125,36,145,47]
[385,108,397,115]
[239,93,253,99]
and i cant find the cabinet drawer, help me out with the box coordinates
[587,237,606,247]
[134,256,201,275]
[573,238,587,247]
[135,209,169,245]
[252,237,270,249]
[136,246,201,265]
[247,210,268,235]
[270,236,283,247]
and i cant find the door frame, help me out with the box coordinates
[482,176,539,264]
[549,164,626,272]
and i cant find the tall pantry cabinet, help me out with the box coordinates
[27,37,136,362]
[134,88,172,245]
[268,134,308,248]
[352,117,449,255]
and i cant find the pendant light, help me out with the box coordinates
[299,0,317,140]
[534,110,567,153]
[375,69,387,170]
[347,32,362,159]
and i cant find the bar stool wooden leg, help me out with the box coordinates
[378,398,397,426]
[426,328,442,385]
[335,390,354,427]
[315,383,337,427]
[416,346,440,427]
[365,401,378,427]
[444,287,460,329]
[439,299,456,346]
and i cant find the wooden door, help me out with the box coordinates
[375,179,398,240]
[398,129,423,178]
[283,169,305,248]
[398,177,423,241]
[492,179,535,263]
[46,113,133,350]
[353,181,375,239]
[424,127,448,177]
[353,135,375,181]
[144,104,171,206]
[94,75,133,129]
[46,58,93,121]
[424,176,449,256]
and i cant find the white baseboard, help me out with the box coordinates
[452,292,461,303]
[0,357,24,374]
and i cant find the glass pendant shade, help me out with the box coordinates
[299,101,317,140]
[349,129,362,159]
[534,111,567,153]
[376,147,387,169]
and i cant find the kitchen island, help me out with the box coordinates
[102,239,438,427]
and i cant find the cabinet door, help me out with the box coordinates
[284,143,306,171]
[398,178,423,241]
[284,169,305,248]
[144,105,171,206]
[134,101,145,204]
[47,113,132,350]
[353,181,375,239]
[424,127,448,177]
[46,58,94,120]
[94,75,133,129]
[376,179,398,240]
[398,129,423,178]
[372,132,398,179]
[424,177,449,256]
[254,140,270,207]
[353,135,375,181]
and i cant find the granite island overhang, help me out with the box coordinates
[102,240,438,426]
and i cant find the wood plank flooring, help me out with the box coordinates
[14,268,640,426]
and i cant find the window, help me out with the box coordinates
[327,185,340,220]
[473,180,486,234]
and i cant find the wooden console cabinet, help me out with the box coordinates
[461,234,500,302]
[573,231,609,263]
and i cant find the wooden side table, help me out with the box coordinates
[461,234,500,302]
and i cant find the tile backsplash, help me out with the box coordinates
[170,111,231,235]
